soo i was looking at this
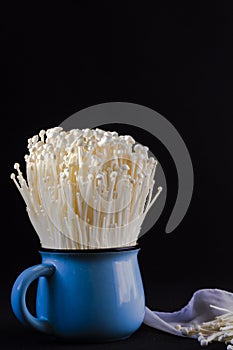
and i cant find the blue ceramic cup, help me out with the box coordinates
[11,246,145,342]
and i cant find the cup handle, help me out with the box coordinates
[11,264,55,334]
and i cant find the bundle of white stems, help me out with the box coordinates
[11,127,162,249]
[176,305,233,349]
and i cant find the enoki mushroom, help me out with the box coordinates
[11,127,162,249]
[176,305,233,349]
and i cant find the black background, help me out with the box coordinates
[1,2,233,349]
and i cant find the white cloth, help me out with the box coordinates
[144,288,233,338]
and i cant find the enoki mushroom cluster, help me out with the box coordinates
[176,305,233,349]
[11,127,162,249]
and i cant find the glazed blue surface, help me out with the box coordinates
[11,248,145,342]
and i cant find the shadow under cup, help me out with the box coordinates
[11,246,145,342]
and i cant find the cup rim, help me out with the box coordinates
[39,244,139,254]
